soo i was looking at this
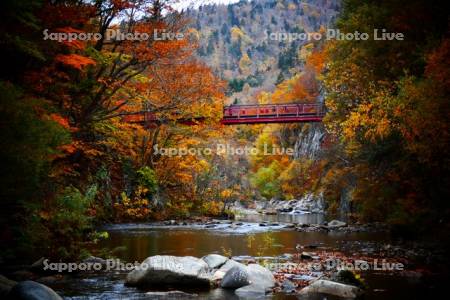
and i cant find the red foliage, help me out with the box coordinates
[55,54,96,70]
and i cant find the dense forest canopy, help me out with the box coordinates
[0,0,448,264]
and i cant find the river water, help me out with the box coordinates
[47,213,435,299]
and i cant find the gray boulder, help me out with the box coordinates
[212,259,246,281]
[220,266,250,289]
[246,264,275,291]
[299,279,363,299]
[7,280,62,300]
[220,262,275,294]
[328,220,347,228]
[301,252,312,259]
[219,260,246,272]
[202,254,228,269]
[125,255,210,288]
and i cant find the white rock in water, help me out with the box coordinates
[328,220,347,228]
[125,255,210,288]
[246,263,275,290]
[220,266,250,289]
[299,279,363,299]
[202,254,228,269]
[212,260,246,281]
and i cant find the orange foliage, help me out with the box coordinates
[50,113,70,129]
[55,54,96,70]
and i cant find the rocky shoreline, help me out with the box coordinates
[141,218,389,234]
[230,196,326,215]
[0,253,367,299]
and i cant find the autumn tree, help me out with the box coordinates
[323,0,449,229]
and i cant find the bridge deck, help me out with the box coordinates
[221,115,323,124]
[122,103,324,125]
[221,103,324,125]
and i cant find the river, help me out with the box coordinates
[46,213,435,299]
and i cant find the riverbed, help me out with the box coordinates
[46,214,439,299]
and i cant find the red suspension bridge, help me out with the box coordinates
[123,102,325,125]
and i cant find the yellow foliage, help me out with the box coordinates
[114,186,151,221]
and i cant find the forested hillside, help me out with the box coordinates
[217,0,450,234]
[186,0,339,102]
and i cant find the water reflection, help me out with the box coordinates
[101,227,386,262]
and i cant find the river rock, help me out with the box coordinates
[301,252,314,259]
[246,263,275,290]
[328,220,347,228]
[220,266,250,289]
[221,262,275,294]
[202,254,228,269]
[299,279,363,299]
[263,209,277,215]
[281,279,296,293]
[218,259,246,273]
[211,259,246,281]
[278,208,293,213]
[125,255,210,288]
[7,280,62,300]
[164,220,178,225]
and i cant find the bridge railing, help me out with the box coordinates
[223,102,325,119]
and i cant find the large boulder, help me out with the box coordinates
[125,255,210,288]
[220,262,275,294]
[202,254,228,269]
[7,280,62,300]
[212,259,246,281]
[246,264,275,291]
[299,279,363,299]
[234,264,276,297]
[328,220,347,228]
[220,266,250,289]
